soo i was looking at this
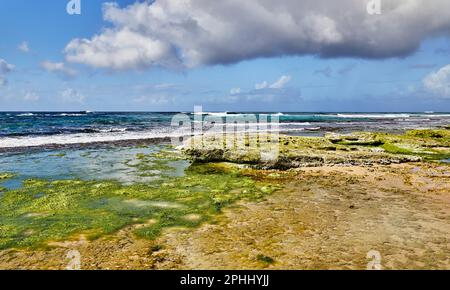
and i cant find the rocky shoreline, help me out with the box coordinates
[0,129,449,269]
[182,129,449,168]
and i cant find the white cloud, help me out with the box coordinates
[23,92,40,101]
[269,75,292,89]
[18,41,30,53]
[0,58,14,74]
[41,61,77,77]
[230,87,241,95]
[0,58,14,86]
[255,75,292,90]
[61,88,86,103]
[64,0,450,71]
[65,28,181,70]
[255,81,269,90]
[225,75,298,104]
[423,64,450,98]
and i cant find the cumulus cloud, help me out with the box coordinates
[270,75,292,89]
[18,41,30,53]
[61,88,86,103]
[64,0,450,71]
[0,58,14,86]
[65,28,181,70]
[423,64,450,98]
[0,58,14,74]
[255,81,269,90]
[255,75,292,90]
[41,61,77,77]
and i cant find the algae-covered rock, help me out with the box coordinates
[0,173,15,180]
[406,129,449,139]
[181,129,450,169]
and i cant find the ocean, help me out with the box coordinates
[0,111,449,150]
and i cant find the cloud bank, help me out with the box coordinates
[65,0,450,71]
[423,64,450,98]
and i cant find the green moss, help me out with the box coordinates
[381,143,414,155]
[406,129,448,139]
[0,173,15,180]
[124,151,185,177]
[48,153,66,158]
[381,143,450,160]
[0,151,283,250]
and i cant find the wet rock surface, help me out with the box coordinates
[156,164,450,270]
[1,163,448,269]
[182,129,449,169]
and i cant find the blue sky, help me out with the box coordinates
[1,0,450,112]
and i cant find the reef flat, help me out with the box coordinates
[182,129,450,168]
[0,129,449,269]
[0,150,283,251]
[157,163,450,270]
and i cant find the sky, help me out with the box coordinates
[0,0,450,112]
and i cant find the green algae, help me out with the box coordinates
[122,150,188,178]
[375,130,450,160]
[325,129,450,161]
[183,129,450,167]
[0,173,15,180]
[0,150,282,250]
[48,153,66,158]
[406,129,449,139]
[381,143,414,155]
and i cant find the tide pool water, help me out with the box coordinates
[0,146,190,190]
[0,144,280,250]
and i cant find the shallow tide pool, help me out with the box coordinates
[0,146,189,190]
[0,145,281,250]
